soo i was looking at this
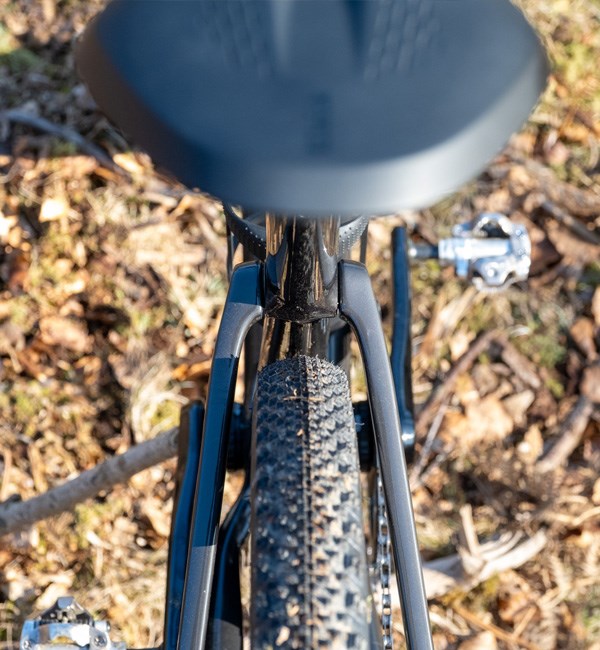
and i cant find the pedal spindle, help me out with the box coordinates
[20,597,125,650]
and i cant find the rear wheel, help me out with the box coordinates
[251,355,371,649]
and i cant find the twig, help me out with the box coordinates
[458,505,483,570]
[416,329,499,437]
[497,336,542,390]
[503,149,600,218]
[0,109,130,179]
[537,395,594,473]
[420,519,547,600]
[409,402,447,488]
[452,604,541,650]
[0,427,178,537]
[0,447,13,503]
[539,198,600,246]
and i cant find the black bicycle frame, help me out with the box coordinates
[165,215,433,650]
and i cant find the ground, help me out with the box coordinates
[0,1,599,649]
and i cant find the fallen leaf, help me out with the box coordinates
[55,154,98,179]
[561,121,594,143]
[498,588,532,624]
[450,330,475,361]
[39,315,92,354]
[464,394,514,443]
[544,140,570,166]
[432,634,449,650]
[570,317,597,360]
[0,301,11,321]
[4,249,30,292]
[592,287,600,327]
[471,363,500,397]
[502,390,535,426]
[0,211,18,242]
[458,632,497,650]
[172,359,212,382]
[441,394,514,448]
[113,152,147,175]
[0,320,25,353]
[139,497,172,538]
[592,478,600,506]
[517,425,544,464]
[39,197,69,222]
[581,364,600,403]
[4,565,35,601]
[455,373,480,407]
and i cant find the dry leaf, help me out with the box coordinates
[39,197,69,222]
[140,497,171,538]
[113,152,147,175]
[56,155,98,179]
[498,588,532,624]
[517,425,544,463]
[570,317,597,360]
[0,301,11,321]
[5,249,30,292]
[39,315,92,354]
[441,393,513,448]
[502,390,535,426]
[472,363,499,397]
[0,320,25,353]
[458,632,497,650]
[464,394,514,442]
[432,634,449,650]
[455,373,480,407]
[450,330,475,361]
[4,564,35,601]
[592,287,600,328]
[581,364,600,403]
[0,211,18,242]
[593,478,600,506]
[172,359,212,382]
[544,140,570,166]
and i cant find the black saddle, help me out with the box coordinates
[77,0,547,216]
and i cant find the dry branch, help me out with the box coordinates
[498,337,543,390]
[452,604,541,650]
[502,150,600,218]
[415,329,500,437]
[0,109,130,179]
[0,427,178,537]
[536,395,595,473]
[418,505,547,600]
[538,199,600,246]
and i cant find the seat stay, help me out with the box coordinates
[339,260,434,650]
[176,263,263,650]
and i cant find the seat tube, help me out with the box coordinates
[259,214,340,364]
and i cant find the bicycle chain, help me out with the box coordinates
[376,464,393,649]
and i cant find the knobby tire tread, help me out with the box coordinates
[251,356,371,649]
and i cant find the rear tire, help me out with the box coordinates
[251,355,371,649]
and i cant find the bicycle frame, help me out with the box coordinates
[164,215,433,650]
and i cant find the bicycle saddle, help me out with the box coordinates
[77,0,547,216]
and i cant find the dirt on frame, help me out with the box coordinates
[0,1,599,649]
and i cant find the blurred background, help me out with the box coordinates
[0,1,599,648]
